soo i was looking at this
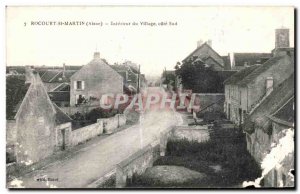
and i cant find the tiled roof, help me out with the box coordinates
[270,97,294,125]
[111,64,128,72]
[183,42,223,63]
[52,83,70,92]
[224,65,260,85]
[50,70,77,82]
[217,70,238,82]
[48,91,70,102]
[238,55,292,86]
[71,57,123,82]
[233,53,272,67]
[6,75,30,120]
[243,73,294,134]
[40,70,61,82]
[52,103,72,125]
[40,70,77,83]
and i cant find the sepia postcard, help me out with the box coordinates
[5,6,295,189]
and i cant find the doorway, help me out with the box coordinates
[239,108,242,125]
[61,129,66,151]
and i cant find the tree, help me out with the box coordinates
[175,58,223,93]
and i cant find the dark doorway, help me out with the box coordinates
[239,108,242,125]
[61,129,66,150]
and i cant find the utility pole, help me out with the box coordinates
[137,64,140,93]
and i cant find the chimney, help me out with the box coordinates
[207,39,212,47]
[62,63,66,78]
[94,52,100,59]
[197,40,203,48]
[275,28,290,48]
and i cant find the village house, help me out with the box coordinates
[230,29,290,71]
[182,40,231,71]
[111,61,147,95]
[6,70,72,165]
[231,53,272,70]
[243,74,294,187]
[224,28,294,125]
[38,64,77,92]
[69,52,123,107]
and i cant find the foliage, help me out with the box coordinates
[70,108,118,129]
[86,108,118,123]
[6,75,28,119]
[175,59,224,93]
[129,127,261,188]
[162,72,176,89]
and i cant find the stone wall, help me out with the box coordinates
[55,122,72,150]
[98,114,126,134]
[170,126,210,143]
[191,93,224,114]
[69,120,103,147]
[246,123,294,187]
[116,145,154,188]
[59,105,98,116]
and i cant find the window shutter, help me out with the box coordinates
[74,81,77,89]
[82,81,85,90]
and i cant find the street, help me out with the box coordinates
[9,87,182,188]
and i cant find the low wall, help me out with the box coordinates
[87,167,116,188]
[170,126,210,143]
[183,93,224,114]
[89,123,212,188]
[98,114,126,134]
[69,121,103,147]
[55,122,72,150]
[116,145,154,188]
[115,128,174,188]
[59,105,99,116]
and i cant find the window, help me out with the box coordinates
[74,80,85,90]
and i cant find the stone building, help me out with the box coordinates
[6,71,72,164]
[69,52,123,106]
[224,54,294,125]
[182,40,231,70]
[224,28,294,125]
[243,74,294,187]
[231,53,272,70]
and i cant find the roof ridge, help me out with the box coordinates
[238,55,288,86]
[49,71,62,83]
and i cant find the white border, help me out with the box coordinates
[1,1,298,193]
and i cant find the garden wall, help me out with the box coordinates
[69,120,103,146]
[98,114,126,134]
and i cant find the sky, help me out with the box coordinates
[6,6,294,77]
